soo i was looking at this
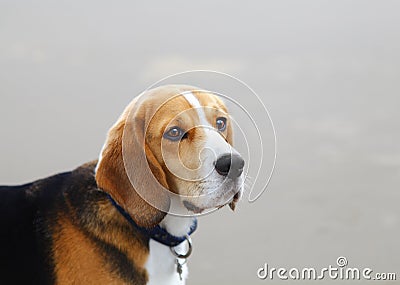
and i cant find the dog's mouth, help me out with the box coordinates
[182,200,204,214]
[228,191,240,211]
[183,192,240,214]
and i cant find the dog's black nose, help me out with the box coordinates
[215,154,244,178]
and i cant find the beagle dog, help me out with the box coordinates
[0,85,245,285]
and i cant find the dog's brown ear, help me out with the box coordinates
[95,98,170,228]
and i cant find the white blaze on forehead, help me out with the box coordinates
[181,90,233,174]
[181,91,211,126]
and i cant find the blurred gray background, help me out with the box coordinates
[0,1,399,284]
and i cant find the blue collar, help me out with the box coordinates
[106,194,197,247]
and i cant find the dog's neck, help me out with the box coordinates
[146,198,195,285]
[160,197,196,237]
[105,193,196,247]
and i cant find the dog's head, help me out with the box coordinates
[95,85,244,227]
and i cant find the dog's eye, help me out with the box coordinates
[163,126,187,141]
[216,117,227,132]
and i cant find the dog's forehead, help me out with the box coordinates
[144,88,228,121]
[175,92,226,116]
[190,91,228,112]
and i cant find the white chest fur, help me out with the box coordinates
[145,239,188,285]
[145,211,195,285]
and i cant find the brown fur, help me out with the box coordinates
[53,216,123,285]
[52,190,149,285]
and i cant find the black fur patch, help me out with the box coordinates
[0,162,148,284]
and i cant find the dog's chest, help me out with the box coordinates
[145,239,188,285]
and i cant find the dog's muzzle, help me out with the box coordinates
[214,153,245,178]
